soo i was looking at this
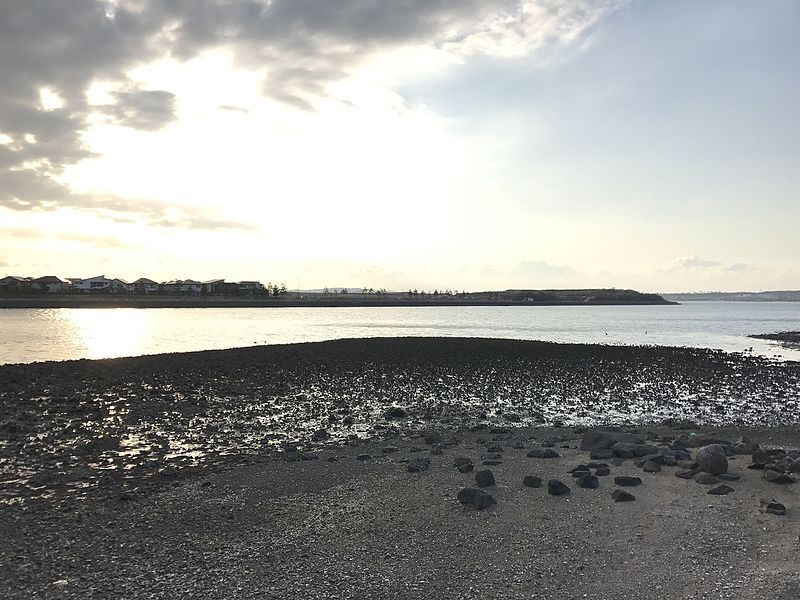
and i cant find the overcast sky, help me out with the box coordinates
[1,0,798,292]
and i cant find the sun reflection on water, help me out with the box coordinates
[61,308,151,360]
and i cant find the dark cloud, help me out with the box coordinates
[0,0,619,225]
[100,88,177,131]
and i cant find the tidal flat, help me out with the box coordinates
[1,338,799,599]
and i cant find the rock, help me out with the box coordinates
[482,459,503,466]
[457,463,474,473]
[483,452,502,460]
[675,469,696,479]
[612,489,635,502]
[571,470,592,478]
[453,456,472,467]
[158,465,179,478]
[569,464,590,473]
[749,450,771,469]
[473,490,496,510]
[789,459,800,474]
[523,476,543,488]
[407,457,431,473]
[580,430,645,450]
[614,476,642,487]
[548,479,571,496]
[579,475,600,489]
[761,500,786,516]
[486,444,503,453]
[642,460,661,473]
[475,469,495,488]
[356,454,371,461]
[677,460,698,470]
[594,467,611,476]
[311,428,330,440]
[512,441,525,449]
[384,406,406,419]
[693,472,718,485]
[590,449,615,460]
[717,473,740,481]
[764,470,795,484]
[707,485,734,495]
[613,443,637,459]
[527,448,560,459]
[635,454,665,467]
[457,488,478,504]
[696,445,728,475]
[634,444,658,457]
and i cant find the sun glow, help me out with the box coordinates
[63,309,152,360]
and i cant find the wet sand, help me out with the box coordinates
[1,338,799,598]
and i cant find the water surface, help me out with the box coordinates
[1,301,799,364]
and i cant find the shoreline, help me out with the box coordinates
[2,337,799,598]
[0,296,678,309]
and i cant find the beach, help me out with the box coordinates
[1,338,799,599]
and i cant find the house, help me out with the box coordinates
[132,278,159,295]
[202,279,226,295]
[70,275,116,293]
[31,276,68,293]
[0,275,32,294]
[237,281,266,295]
[161,279,202,295]
[110,279,133,294]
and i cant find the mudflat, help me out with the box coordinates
[1,338,799,599]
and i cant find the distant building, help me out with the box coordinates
[132,278,159,295]
[31,276,68,293]
[68,275,116,293]
[237,281,266,294]
[202,279,227,295]
[161,279,202,295]
[0,276,32,294]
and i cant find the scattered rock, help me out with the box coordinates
[580,430,645,450]
[407,457,431,473]
[707,485,734,495]
[384,406,406,419]
[612,489,635,502]
[696,445,728,475]
[760,499,786,516]
[311,428,329,440]
[457,463,474,473]
[578,475,600,489]
[675,469,697,479]
[594,467,611,476]
[590,449,615,460]
[382,446,398,454]
[482,459,503,466]
[523,476,542,488]
[473,490,496,510]
[547,479,571,496]
[475,469,495,488]
[693,472,719,485]
[642,460,661,473]
[356,454,372,461]
[614,476,642,487]
[527,448,560,459]
[764,470,795,484]
[717,473,740,481]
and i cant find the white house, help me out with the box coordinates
[132,278,159,295]
[31,276,68,293]
[69,275,116,293]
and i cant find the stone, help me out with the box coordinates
[473,490,496,510]
[677,460,699,470]
[693,472,719,485]
[764,470,795,484]
[707,485,734,495]
[356,454,372,461]
[483,452,502,460]
[486,444,503,453]
[612,489,635,502]
[453,457,472,468]
[579,475,600,489]
[569,464,590,473]
[523,476,543,488]
[527,448,560,459]
[571,470,592,478]
[580,430,645,450]
[635,454,665,467]
[482,459,503,466]
[696,445,728,475]
[614,476,642,487]
[761,501,786,516]
[750,450,771,469]
[588,462,609,469]
[475,469,496,488]
[642,460,661,473]
[613,443,637,459]
[717,473,740,481]
[407,457,431,473]
[384,406,406,419]
[590,449,615,460]
[789,459,800,474]
[594,467,611,477]
[457,463,474,473]
[634,444,658,457]
[512,441,525,449]
[548,479,571,496]
[311,428,330,440]
[457,488,479,504]
[675,469,696,479]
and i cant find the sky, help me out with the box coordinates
[0,0,798,293]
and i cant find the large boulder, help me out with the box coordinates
[696,445,728,475]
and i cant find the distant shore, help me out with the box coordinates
[0,293,677,309]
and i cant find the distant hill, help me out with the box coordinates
[664,291,800,302]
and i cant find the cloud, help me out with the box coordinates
[664,255,722,272]
[218,104,250,113]
[0,227,131,248]
[0,1,625,224]
[724,262,757,273]
[99,88,177,131]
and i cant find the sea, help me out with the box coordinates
[1,301,799,365]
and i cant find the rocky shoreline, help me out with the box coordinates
[1,338,799,598]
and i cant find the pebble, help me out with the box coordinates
[578,475,600,489]
[707,485,734,495]
[614,476,642,487]
[611,489,635,502]
[475,469,495,488]
[547,479,570,496]
[527,448,560,459]
[693,472,719,485]
[407,457,430,473]
[523,476,543,488]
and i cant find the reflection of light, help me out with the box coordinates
[64,309,150,360]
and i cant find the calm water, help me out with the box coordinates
[1,302,799,364]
